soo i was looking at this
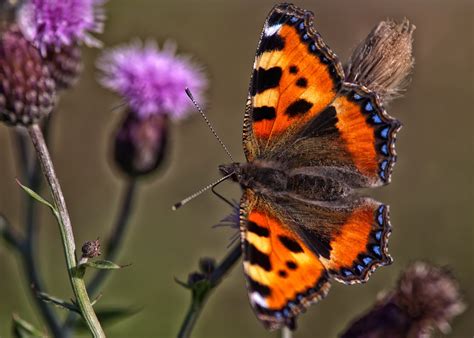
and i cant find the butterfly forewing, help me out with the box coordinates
[243,3,344,161]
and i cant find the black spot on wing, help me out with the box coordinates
[247,221,270,237]
[286,261,298,270]
[278,270,288,278]
[257,34,285,56]
[300,105,338,138]
[296,77,307,88]
[289,65,298,74]
[251,67,282,95]
[245,241,272,271]
[285,99,313,117]
[252,106,276,122]
[247,276,271,296]
[278,235,304,253]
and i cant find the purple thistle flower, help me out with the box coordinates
[97,40,207,119]
[18,0,105,54]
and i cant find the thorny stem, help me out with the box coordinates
[178,244,242,338]
[63,179,138,334]
[27,124,105,338]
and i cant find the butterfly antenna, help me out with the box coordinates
[172,172,234,211]
[185,88,234,162]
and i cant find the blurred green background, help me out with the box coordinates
[1,0,473,337]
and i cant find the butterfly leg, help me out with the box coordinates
[211,182,234,208]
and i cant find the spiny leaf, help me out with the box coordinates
[12,313,46,338]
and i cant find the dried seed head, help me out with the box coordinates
[345,19,415,105]
[81,239,101,259]
[0,26,55,126]
[341,262,465,338]
[395,262,466,336]
[44,43,83,90]
[114,112,169,177]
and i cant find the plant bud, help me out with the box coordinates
[114,112,168,177]
[81,239,101,259]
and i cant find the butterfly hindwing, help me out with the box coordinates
[276,83,401,187]
[240,191,331,330]
[240,191,392,329]
[243,3,344,161]
[331,84,401,186]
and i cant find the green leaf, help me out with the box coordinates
[81,259,128,270]
[76,307,140,332]
[36,291,79,313]
[16,180,55,209]
[16,180,60,220]
[12,314,46,338]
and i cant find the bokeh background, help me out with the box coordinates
[0,0,473,337]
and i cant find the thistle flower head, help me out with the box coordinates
[97,40,207,119]
[18,0,105,54]
[0,26,55,126]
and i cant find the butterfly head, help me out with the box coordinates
[218,162,241,182]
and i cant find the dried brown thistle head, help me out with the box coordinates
[345,19,415,105]
[340,262,466,338]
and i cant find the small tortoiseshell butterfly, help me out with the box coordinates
[218,3,401,330]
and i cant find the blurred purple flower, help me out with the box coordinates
[97,40,207,119]
[18,0,105,54]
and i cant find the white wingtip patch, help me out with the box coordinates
[250,292,268,308]
[264,24,282,37]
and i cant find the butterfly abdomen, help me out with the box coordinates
[287,173,349,200]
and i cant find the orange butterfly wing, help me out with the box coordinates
[240,192,392,329]
[240,191,330,330]
[243,3,344,161]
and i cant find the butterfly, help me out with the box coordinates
[217,3,401,330]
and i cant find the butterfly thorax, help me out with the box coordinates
[219,161,350,201]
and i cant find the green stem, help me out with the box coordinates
[63,180,138,335]
[14,123,64,337]
[27,124,105,338]
[177,244,242,338]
